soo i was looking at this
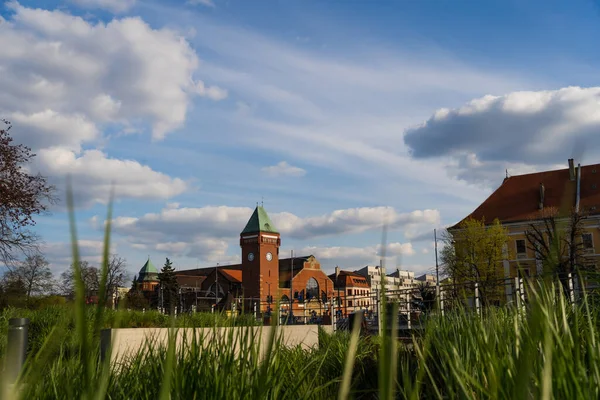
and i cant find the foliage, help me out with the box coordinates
[0,120,55,266]
[158,258,179,315]
[4,254,54,303]
[442,218,510,306]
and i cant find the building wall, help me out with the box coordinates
[502,216,600,279]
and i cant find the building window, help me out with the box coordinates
[348,289,352,296]
[516,239,526,255]
[306,278,319,300]
[583,233,594,251]
[348,300,353,307]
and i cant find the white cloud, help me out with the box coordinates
[1,3,222,141]
[404,86,600,185]
[42,239,115,275]
[261,161,306,177]
[8,109,98,152]
[297,242,415,273]
[193,80,228,101]
[35,148,189,208]
[110,205,440,242]
[70,0,137,13]
[0,3,215,207]
[187,0,215,7]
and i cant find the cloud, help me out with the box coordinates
[297,242,415,273]
[110,205,440,244]
[187,0,215,7]
[0,3,213,206]
[41,239,115,275]
[261,161,306,177]
[403,86,600,185]
[2,2,215,141]
[35,148,189,208]
[193,80,228,101]
[70,0,136,13]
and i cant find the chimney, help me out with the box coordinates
[569,159,575,181]
[335,266,340,279]
[539,183,545,210]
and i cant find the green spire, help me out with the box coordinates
[138,257,159,281]
[241,206,279,234]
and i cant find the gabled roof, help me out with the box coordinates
[176,275,206,288]
[241,206,279,234]
[452,162,600,229]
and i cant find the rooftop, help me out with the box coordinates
[452,161,600,228]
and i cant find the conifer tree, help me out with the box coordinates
[158,258,179,314]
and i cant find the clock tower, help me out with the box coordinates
[240,205,280,312]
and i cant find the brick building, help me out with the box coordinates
[177,205,335,315]
[328,267,371,316]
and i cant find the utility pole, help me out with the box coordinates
[434,229,441,312]
[290,250,294,322]
[215,263,219,311]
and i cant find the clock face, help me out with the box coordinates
[247,253,255,261]
[266,252,273,261]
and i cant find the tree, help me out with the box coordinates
[441,218,510,307]
[0,276,27,308]
[59,261,99,299]
[0,120,55,266]
[5,254,54,303]
[525,207,589,294]
[414,282,436,313]
[105,255,128,303]
[158,258,179,314]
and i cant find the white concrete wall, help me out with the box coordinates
[102,325,334,365]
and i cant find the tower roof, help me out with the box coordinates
[241,206,279,234]
[138,257,159,281]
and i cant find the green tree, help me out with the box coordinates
[442,217,510,307]
[158,258,179,315]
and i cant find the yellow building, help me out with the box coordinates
[451,159,600,282]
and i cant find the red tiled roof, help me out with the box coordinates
[219,269,242,283]
[453,162,600,228]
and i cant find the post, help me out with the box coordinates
[253,301,257,319]
[406,294,411,330]
[5,318,29,384]
[434,229,441,312]
[331,296,335,331]
[568,272,575,310]
[440,287,445,317]
[514,277,521,311]
[474,282,480,316]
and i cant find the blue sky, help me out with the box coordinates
[3,0,600,281]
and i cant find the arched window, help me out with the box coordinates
[281,294,290,302]
[306,278,319,300]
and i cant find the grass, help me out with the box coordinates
[2,184,600,398]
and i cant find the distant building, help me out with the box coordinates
[176,205,335,315]
[328,267,371,316]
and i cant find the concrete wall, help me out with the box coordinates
[102,325,334,365]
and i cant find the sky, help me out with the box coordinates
[2,0,600,282]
